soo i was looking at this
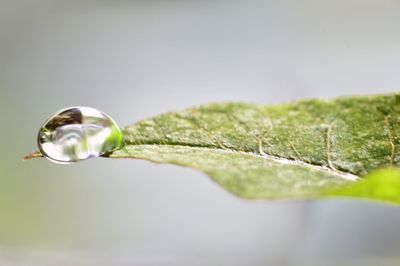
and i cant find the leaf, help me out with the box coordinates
[108,94,400,204]
[324,169,400,204]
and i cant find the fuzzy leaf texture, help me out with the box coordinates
[107,94,400,205]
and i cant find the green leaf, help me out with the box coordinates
[108,94,400,204]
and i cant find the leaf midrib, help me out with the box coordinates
[120,140,360,182]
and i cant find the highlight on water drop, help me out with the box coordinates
[36,107,124,164]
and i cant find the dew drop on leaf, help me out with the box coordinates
[37,107,124,164]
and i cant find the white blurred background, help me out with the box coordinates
[1,0,400,265]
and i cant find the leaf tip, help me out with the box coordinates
[22,151,43,161]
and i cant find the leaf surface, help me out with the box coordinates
[109,94,400,204]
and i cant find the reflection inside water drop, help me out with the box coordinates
[38,107,123,164]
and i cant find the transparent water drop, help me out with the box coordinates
[37,107,124,164]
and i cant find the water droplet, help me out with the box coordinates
[37,107,123,164]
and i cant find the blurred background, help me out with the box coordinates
[1,0,400,265]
